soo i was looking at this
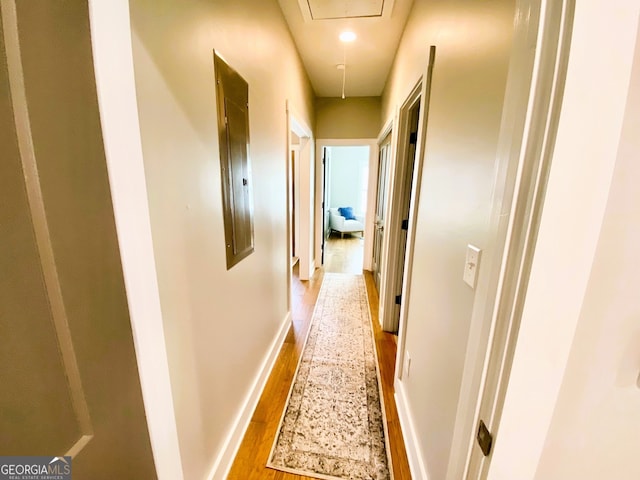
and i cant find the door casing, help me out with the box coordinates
[380,47,437,341]
[314,138,378,271]
[462,1,575,477]
[372,132,392,292]
[287,103,314,281]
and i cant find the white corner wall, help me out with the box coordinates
[88,1,183,478]
[380,0,517,478]
[122,1,315,478]
[535,19,640,478]
[489,2,640,479]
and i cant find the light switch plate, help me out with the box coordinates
[464,244,482,289]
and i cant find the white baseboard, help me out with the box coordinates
[207,312,292,480]
[395,378,429,480]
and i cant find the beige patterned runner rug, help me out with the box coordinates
[267,273,393,480]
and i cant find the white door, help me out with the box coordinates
[529,10,640,478]
[0,2,156,477]
[464,1,570,477]
[372,136,390,291]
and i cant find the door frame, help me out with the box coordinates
[380,46,436,340]
[314,138,378,271]
[385,96,420,335]
[85,1,183,477]
[372,129,393,292]
[289,144,300,264]
[448,0,576,477]
[320,147,329,263]
[486,3,640,477]
[286,101,314,282]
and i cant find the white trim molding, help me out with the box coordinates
[287,101,315,281]
[487,1,640,478]
[315,138,379,271]
[209,312,293,479]
[87,1,184,478]
[395,379,429,480]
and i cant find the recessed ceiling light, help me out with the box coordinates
[339,31,356,43]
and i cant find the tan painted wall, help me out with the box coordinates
[128,0,314,478]
[316,96,381,139]
[380,0,516,478]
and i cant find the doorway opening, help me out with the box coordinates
[289,133,301,268]
[383,47,437,390]
[286,103,313,314]
[460,1,575,477]
[380,68,433,338]
[388,101,420,333]
[322,145,370,274]
[315,139,378,275]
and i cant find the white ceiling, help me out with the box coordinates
[278,0,416,97]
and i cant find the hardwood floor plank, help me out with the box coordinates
[324,234,364,274]
[228,262,411,479]
[363,270,412,480]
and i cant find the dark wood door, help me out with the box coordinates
[215,52,254,269]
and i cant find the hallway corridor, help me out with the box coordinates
[228,263,410,479]
[4,1,638,478]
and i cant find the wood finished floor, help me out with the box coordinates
[228,238,411,479]
[323,233,364,275]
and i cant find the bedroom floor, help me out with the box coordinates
[323,233,364,274]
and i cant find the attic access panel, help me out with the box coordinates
[214,52,254,269]
[306,0,384,19]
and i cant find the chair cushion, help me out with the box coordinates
[338,206,357,220]
[342,219,364,232]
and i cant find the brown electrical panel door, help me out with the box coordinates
[214,52,254,269]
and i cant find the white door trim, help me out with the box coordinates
[315,138,379,271]
[384,81,421,336]
[487,1,640,477]
[381,46,436,342]
[455,0,576,477]
[287,101,314,281]
[87,1,184,478]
